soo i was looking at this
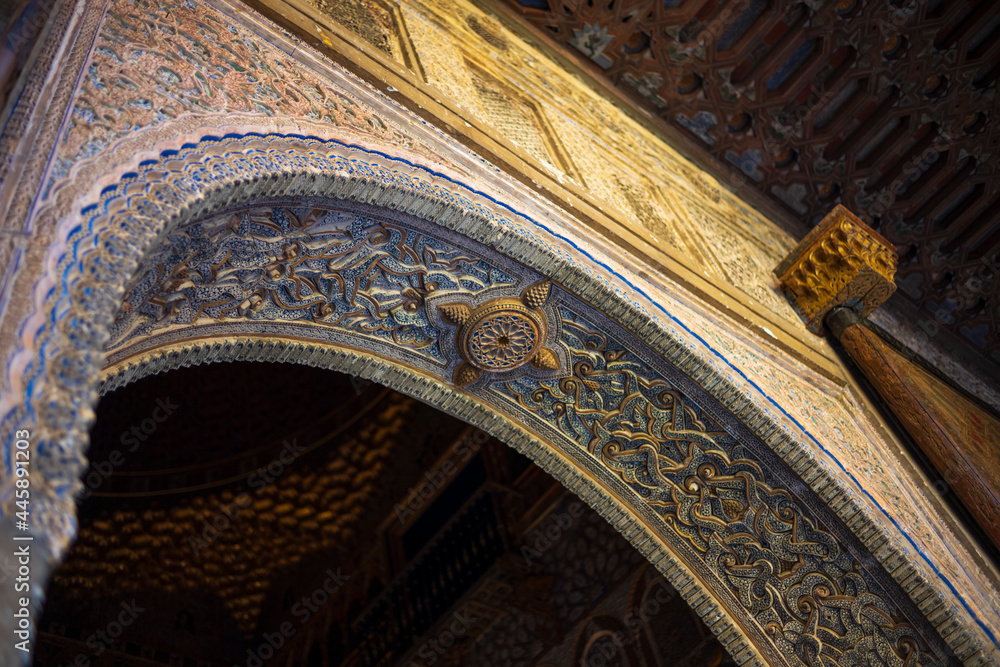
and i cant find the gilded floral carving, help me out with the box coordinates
[439,279,562,387]
[108,206,517,364]
[776,206,898,333]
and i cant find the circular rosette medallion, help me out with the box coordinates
[464,306,543,370]
[438,279,561,387]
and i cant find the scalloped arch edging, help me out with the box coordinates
[0,130,989,666]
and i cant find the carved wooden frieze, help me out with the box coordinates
[0,0,996,657]
[102,198,958,667]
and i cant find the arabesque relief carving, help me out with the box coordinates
[51,0,810,334]
[1,0,996,657]
[393,0,804,323]
[493,311,945,666]
[312,0,403,60]
[103,200,954,667]
[50,0,427,190]
[109,207,517,365]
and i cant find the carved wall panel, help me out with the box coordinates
[385,0,807,324]
[101,199,961,667]
[46,0,435,192]
[311,0,404,61]
[0,0,998,664]
[464,58,580,182]
[4,117,998,666]
[20,0,831,439]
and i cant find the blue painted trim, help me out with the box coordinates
[80,131,997,645]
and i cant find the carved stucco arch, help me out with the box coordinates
[0,124,984,667]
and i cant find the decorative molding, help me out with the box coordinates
[776,205,897,334]
[90,195,962,666]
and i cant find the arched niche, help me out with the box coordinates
[0,130,968,667]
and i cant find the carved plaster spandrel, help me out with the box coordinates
[311,0,403,60]
[51,0,427,190]
[398,0,810,329]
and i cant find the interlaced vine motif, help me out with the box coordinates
[497,310,940,666]
[108,206,517,364]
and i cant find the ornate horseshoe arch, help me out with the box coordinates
[0,122,981,667]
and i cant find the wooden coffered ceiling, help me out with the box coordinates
[501,0,1000,379]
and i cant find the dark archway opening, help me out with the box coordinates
[34,362,732,667]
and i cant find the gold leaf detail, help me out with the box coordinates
[721,498,745,522]
[453,362,482,387]
[438,302,472,326]
[530,347,560,371]
[521,279,552,309]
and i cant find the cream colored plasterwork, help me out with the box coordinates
[391,0,800,322]
[3,0,1000,661]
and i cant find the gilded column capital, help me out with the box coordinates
[775,204,897,333]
